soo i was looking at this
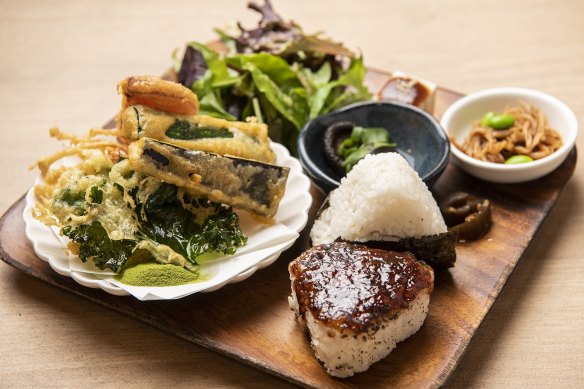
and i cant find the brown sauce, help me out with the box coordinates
[289,242,434,333]
[377,76,430,107]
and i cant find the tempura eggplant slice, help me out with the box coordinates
[128,138,289,221]
[120,104,275,163]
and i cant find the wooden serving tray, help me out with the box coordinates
[0,69,577,388]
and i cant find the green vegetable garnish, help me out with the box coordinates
[337,126,396,172]
[481,111,495,128]
[505,155,534,164]
[489,114,515,130]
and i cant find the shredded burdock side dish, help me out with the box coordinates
[451,101,563,164]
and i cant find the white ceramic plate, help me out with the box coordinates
[23,143,312,300]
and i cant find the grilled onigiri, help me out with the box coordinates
[289,242,434,377]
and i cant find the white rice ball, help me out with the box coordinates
[310,152,446,245]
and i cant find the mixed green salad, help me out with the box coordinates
[175,0,371,153]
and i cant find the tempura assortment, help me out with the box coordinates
[32,76,289,278]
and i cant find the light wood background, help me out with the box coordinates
[1,0,582,387]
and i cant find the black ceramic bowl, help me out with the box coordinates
[297,101,450,193]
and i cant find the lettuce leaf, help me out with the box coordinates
[178,44,370,153]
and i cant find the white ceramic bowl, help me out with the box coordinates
[441,88,578,183]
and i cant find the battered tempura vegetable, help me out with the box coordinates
[33,138,247,274]
[128,138,289,221]
[118,75,199,116]
[116,76,277,164]
[30,74,294,278]
[119,104,275,163]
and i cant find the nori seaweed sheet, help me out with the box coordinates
[342,231,458,269]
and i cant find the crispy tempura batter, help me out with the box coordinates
[118,104,275,163]
[32,76,286,230]
[33,148,117,226]
[117,76,199,117]
[31,127,127,175]
[30,125,129,227]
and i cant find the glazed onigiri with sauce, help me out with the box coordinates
[310,152,448,246]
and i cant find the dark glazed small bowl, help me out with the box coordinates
[297,101,450,193]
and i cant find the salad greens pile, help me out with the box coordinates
[175,0,371,153]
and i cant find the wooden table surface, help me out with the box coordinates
[1,0,582,387]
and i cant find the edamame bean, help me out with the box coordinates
[489,114,515,130]
[505,155,533,164]
[481,111,495,128]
